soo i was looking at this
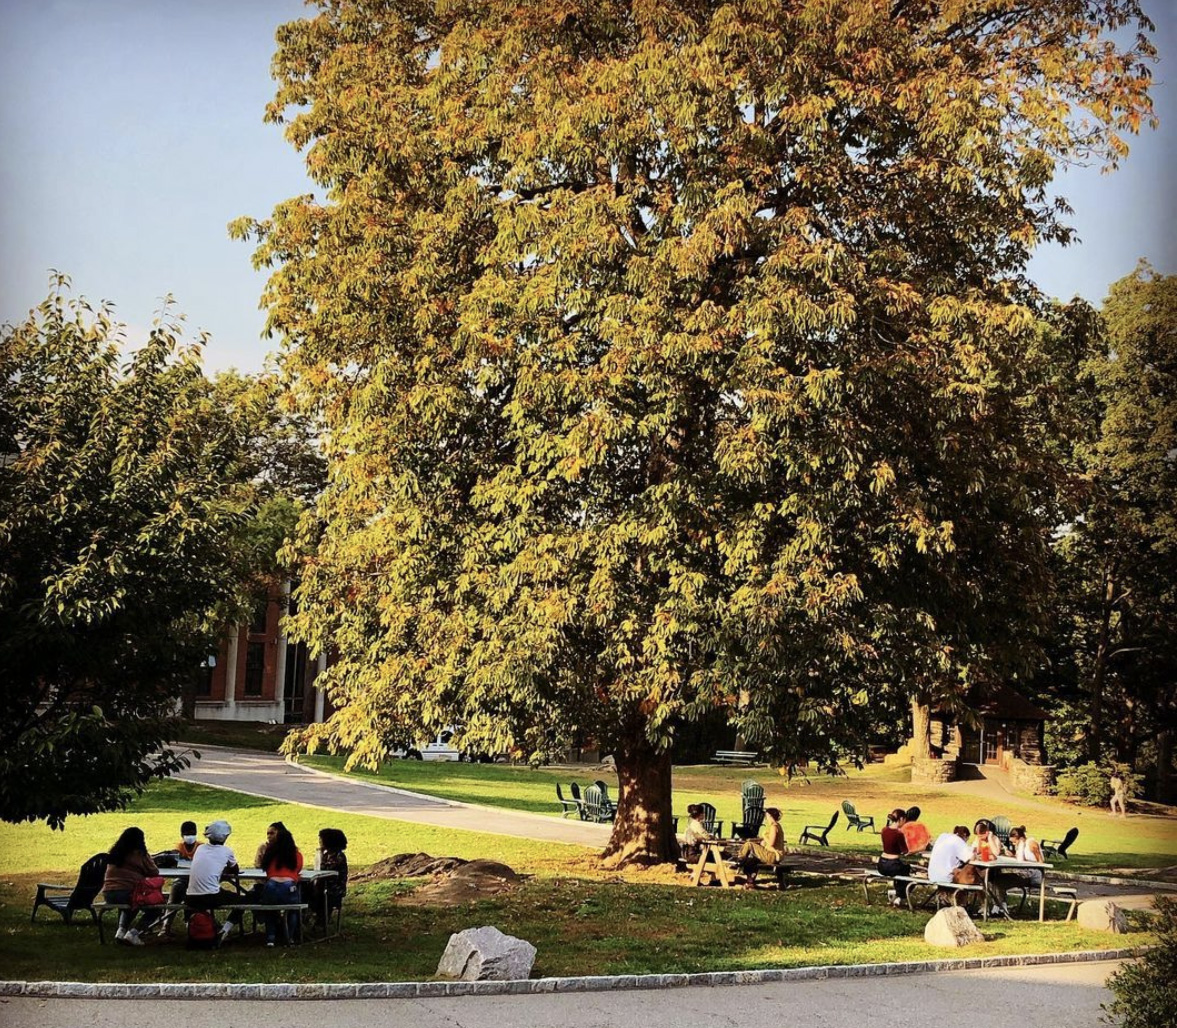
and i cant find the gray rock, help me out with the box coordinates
[436,925,537,981]
[1076,900,1127,933]
[924,906,985,948]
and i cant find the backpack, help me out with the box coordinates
[131,876,167,909]
[186,910,219,950]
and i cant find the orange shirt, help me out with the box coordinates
[901,822,932,854]
[265,849,305,882]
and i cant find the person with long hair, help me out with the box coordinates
[878,808,912,906]
[737,807,784,889]
[257,822,304,946]
[102,827,159,946]
[309,827,349,931]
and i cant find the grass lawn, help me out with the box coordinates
[0,779,1156,983]
[299,755,1177,875]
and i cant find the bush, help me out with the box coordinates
[1104,896,1177,1028]
[1054,762,1139,807]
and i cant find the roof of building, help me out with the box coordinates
[972,683,1050,721]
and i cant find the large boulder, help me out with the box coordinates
[1076,900,1127,933]
[924,906,985,948]
[437,925,537,981]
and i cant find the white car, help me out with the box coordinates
[396,727,460,761]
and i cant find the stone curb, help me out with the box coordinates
[1048,871,1177,891]
[0,948,1141,1001]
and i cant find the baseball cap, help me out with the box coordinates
[204,819,232,843]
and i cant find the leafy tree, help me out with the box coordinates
[0,279,254,828]
[1104,896,1177,1028]
[240,0,1155,862]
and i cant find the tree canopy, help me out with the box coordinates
[0,280,256,828]
[241,0,1156,862]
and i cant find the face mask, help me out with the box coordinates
[182,835,197,845]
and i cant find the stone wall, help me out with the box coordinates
[912,758,958,785]
[1011,758,1056,795]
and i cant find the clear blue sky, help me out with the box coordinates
[2,0,1173,374]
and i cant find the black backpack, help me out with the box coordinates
[186,909,219,950]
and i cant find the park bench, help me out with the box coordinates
[1050,885,1079,921]
[713,750,760,765]
[93,901,312,946]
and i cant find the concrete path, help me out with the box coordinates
[0,961,1124,1027]
[177,747,613,849]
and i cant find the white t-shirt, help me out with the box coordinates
[928,833,975,883]
[187,842,239,896]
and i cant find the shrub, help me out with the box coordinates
[1054,762,1139,807]
[1104,896,1177,1028]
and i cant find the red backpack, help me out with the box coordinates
[186,910,218,950]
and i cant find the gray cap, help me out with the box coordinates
[204,819,231,843]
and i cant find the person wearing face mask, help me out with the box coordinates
[166,820,204,919]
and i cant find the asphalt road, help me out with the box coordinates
[177,747,614,849]
[0,961,1122,1028]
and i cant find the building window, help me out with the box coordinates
[196,660,214,698]
[244,642,266,697]
[250,599,269,635]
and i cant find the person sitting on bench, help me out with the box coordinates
[185,819,246,944]
[737,807,784,889]
[102,827,159,946]
[928,825,975,885]
[878,809,912,906]
[681,804,716,863]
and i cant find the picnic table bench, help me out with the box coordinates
[713,750,760,766]
[93,901,312,946]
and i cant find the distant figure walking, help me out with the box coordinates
[1109,773,1128,817]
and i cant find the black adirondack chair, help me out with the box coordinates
[697,801,725,839]
[799,811,839,846]
[556,783,582,818]
[31,852,108,924]
[569,782,589,821]
[583,783,616,823]
[1042,827,1079,860]
[733,781,766,839]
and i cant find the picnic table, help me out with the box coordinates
[690,842,735,888]
[969,857,1052,922]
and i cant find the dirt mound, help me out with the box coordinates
[353,853,525,907]
[352,852,468,882]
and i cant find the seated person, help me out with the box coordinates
[168,819,203,910]
[255,821,286,868]
[185,819,246,944]
[102,826,160,946]
[309,828,349,926]
[681,804,716,862]
[878,808,912,905]
[737,807,784,889]
[256,824,304,947]
[1005,825,1045,887]
[900,806,932,855]
[971,819,1008,861]
[927,826,975,884]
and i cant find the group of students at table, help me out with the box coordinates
[100,818,349,946]
[879,807,1045,913]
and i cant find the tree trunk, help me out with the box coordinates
[601,738,676,867]
[910,697,931,760]
[1156,728,1174,805]
[1088,568,1115,763]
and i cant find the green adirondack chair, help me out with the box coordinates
[842,800,876,832]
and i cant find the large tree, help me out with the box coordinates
[1036,267,1177,798]
[0,280,254,828]
[242,0,1155,862]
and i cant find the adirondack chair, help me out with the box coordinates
[570,782,589,821]
[583,783,616,823]
[841,800,876,832]
[697,801,725,839]
[799,811,839,846]
[556,783,582,818]
[1042,827,1079,860]
[593,780,618,819]
[31,852,108,924]
[732,781,766,839]
[990,816,1013,851]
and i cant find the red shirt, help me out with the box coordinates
[881,826,907,856]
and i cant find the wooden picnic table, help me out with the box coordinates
[691,842,735,888]
[969,857,1052,922]
[158,865,340,933]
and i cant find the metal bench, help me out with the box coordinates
[713,750,760,765]
[93,901,311,945]
[1050,885,1079,921]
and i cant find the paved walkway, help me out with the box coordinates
[0,961,1124,1027]
[178,747,613,849]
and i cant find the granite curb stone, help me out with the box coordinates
[0,948,1142,1001]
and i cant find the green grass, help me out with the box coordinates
[176,721,287,753]
[300,755,1177,875]
[0,779,1157,983]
